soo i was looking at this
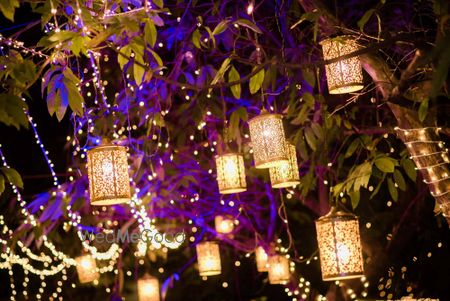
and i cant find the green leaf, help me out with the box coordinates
[357,9,375,31]
[228,65,241,99]
[234,19,262,34]
[418,100,428,122]
[345,139,359,158]
[152,0,163,8]
[0,94,29,129]
[375,157,396,173]
[212,20,229,35]
[393,169,406,191]
[349,190,360,209]
[249,67,265,94]
[149,49,163,67]
[64,79,84,116]
[144,19,157,47]
[302,68,316,87]
[0,175,4,195]
[402,158,417,182]
[304,127,317,151]
[118,45,133,70]
[1,167,23,188]
[192,29,201,49]
[387,177,398,201]
[0,0,19,21]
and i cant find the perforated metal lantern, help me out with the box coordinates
[87,143,131,206]
[321,36,364,94]
[255,246,269,272]
[215,215,235,234]
[269,143,300,188]
[268,254,290,284]
[316,208,364,281]
[196,241,221,276]
[248,112,288,169]
[137,275,160,301]
[75,254,99,284]
[215,153,247,194]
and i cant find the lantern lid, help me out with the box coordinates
[214,152,243,159]
[248,111,283,124]
[319,35,357,45]
[317,207,358,222]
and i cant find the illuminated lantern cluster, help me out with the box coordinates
[321,36,364,94]
[255,246,269,272]
[215,215,235,234]
[269,143,300,188]
[267,254,290,284]
[137,275,160,301]
[248,112,288,169]
[215,153,247,194]
[395,127,450,224]
[196,241,221,276]
[315,208,364,281]
[75,254,99,283]
[87,142,131,205]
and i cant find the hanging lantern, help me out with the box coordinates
[196,241,221,276]
[215,215,235,234]
[269,143,300,188]
[321,36,364,94]
[215,153,247,194]
[248,112,288,169]
[137,274,160,301]
[75,254,99,284]
[315,208,364,281]
[87,142,131,206]
[268,254,290,284]
[255,246,269,272]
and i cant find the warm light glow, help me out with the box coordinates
[321,36,364,94]
[196,241,221,276]
[215,216,235,234]
[137,275,160,301]
[248,112,288,169]
[87,143,131,205]
[268,254,290,284]
[215,153,246,194]
[255,246,269,272]
[269,143,300,188]
[316,208,364,281]
[75,255,99,283]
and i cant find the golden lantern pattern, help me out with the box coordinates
[269,143,300,188]
[137,275,160,301]
[196,241,221,276]
[215,153,247,194]
[215,215,235,234]
[87,143,131,206]
[248,112,288,169]
[315,208,364,281]
[268,254,290,284]
[321,36,364,94]
[255,246,269,272]
[75,254,99,283]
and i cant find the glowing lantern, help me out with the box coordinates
[215,153,246,194]
[255,246,269,272]
[321,36,364,94]
[196,241,221,276]
[215,215,235,234]
[75,254,99,283]
[315,208,364,281]
[87,142,131,206]
[269,143,300,188]
[137,274,160,301]
[268,254,290,284]
[248,112,288,169]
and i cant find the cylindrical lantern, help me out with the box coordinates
[196,241,221,276]
[87,142,131,206]
[255,246,268,272]
[137,274,160,301]
[269,143,300,188]
[268,254,290,284]
[321,36,364,94]
[215,215,235,234]
[248,112,288,169]
[215,153,247,194]
[315,208,364,281]
[75,254,99,283]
